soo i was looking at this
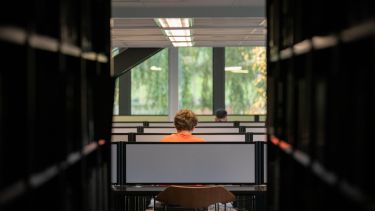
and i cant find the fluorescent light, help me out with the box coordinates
[155,18,192,28]
[172,42,193,47]
[168,37,192,42]
[225,66,242,71]
[164,29,191,37]
[150,66,162,71]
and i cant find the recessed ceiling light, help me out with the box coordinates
[155,18,192,28]
[168,37,192,42]
[172,42,194,47]
[164,29,191,37]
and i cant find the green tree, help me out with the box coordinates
[225,47,266,114]
[131,49,168,114]
[179,47,213,114]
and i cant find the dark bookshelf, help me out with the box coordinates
[0,1,113,211]
[267,0,374,210]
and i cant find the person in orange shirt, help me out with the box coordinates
[161,109,205,142]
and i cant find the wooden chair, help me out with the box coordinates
[155,185,235,211]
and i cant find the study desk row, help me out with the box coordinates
[112,121,266,128]
[111,133,268,142]
[111,126,267,134]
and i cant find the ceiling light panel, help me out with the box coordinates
[155,18,192,28]
[164,29,191,36]
[172,42,193,47]
[168,36,192,42]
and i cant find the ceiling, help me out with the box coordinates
[111,0,266,48]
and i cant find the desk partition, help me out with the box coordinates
[134,133,248,142]
[148,122,237,127]
[197,122,235,127]
[111,134,129,142]
[240,122,266,127]
[112,122,144,127]
[112,127,138,133]
[252,133,267,142]
[143,127,240,134]
[245,127,267,133]
[125,143,256,184]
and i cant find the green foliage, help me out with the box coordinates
[225,47,266,114]
[114,47,267,115]
[131,49,169,114]
[179,48,213,114]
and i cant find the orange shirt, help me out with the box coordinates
[160,131,205,142]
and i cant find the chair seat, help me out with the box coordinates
[156,185,235,209]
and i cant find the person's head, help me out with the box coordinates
[174,109,198,132]
[215,108,227,122]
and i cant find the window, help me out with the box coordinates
[131,49,169,114]
[225,47,266,114]
[179,47,213,114]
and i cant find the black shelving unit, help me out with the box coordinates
[267,0,374,210]
[0,1,113,211]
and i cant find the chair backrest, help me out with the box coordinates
[156,185,235,209]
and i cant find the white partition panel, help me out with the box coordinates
[112,128,138,133]
[246,127,267,133]
[148,122,174,127]
[111,144,117,183]
[240,122,266,127]
[194,127,239,133]
[126,143,255,183]
[253,134,267,142]
[111,134,129,142]
[143,128,175,133]
[143,127,240,134]
[197,122,234,127]
[135,134,247,142]
[112,122,143,127]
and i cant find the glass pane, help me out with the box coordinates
[225,47,266,114]
[131,49,168,115]
[179,47,213,114]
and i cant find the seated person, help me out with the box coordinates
[161,109,205,142]
[214,108,228,122]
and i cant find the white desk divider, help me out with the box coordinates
[147,122,237,127]
[125,143,256,184]
[134,133,247,142]
[148,122,174,127]
[253,134,267,142]
[111,134,129,142]
[240,122,266,127]
[112,128,138,133]
[143,127,240,134]
[245,127,267,133]
[112,122,144,127]
[197,122,235,127]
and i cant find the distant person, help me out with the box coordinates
[161,109,205,142]
[214,108,227,122]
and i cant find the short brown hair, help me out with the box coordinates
[174,109,198,131]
